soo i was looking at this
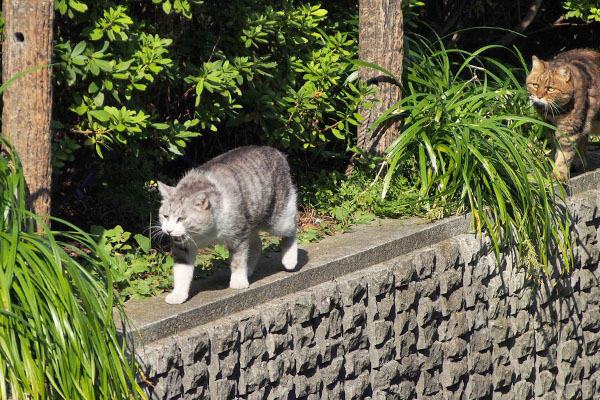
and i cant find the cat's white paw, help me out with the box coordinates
[230,274,249,289]
[281,240,297,271]
[282,252,297,270]
[165,291,188,304]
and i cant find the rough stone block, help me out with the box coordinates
[440,288,464,317]
[510,331,534,360]
[446,311,469,339]
[465,374,491,399]
[290,294,316,324]
[398,354,424,380]
[439,270,462,296]
[293,372,322,398]
[582,378,596,400]
[212,378,236,400]
[562,383,582,400]
[416,369,440,396]
[239,360,268,395]
[584,330,600,355]
[295,346,319,373]
[392,257,415,287]
[342,304,367,333]
[534,369,555,397]
[492,364,513,389]
[141,341,182,377]
[579,269,597,291]
[261,303,289,333]
[343,372,370,400]
[470,329,491,353]
[412,247,435,279]
[344,326,369,352]
[265,331,292,359]
[177,330,209,366]
[489,318,510,344]
[372,360,400,390]
[440,359,467,388]
[535,325,557,353]
[396,330,416,358]
[148,369,182,400]
[210,321,239,355]
[511,310,530,337]
[582,309,600,332]
[395,282,416,312]
[370,320,393,346]
[558,339,580,363]
[240,337,267,369]
[513,381,533,400]
[319,338,343,365]
[267,351,294,383]
[292,324,315,349]
[338,275,367,307]
[396,381,416,400]
[517,357,535,381]
[239,313,265,341]
[417,324,437,351]
[182,361,208,393]
[434,239,460,272]
[468,350,491,375]
[443,337,467,361]
[422,341,443,371]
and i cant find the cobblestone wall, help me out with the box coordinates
[138,190,600,399]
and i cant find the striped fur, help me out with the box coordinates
[526,49,600,180]
[157,146,297,304]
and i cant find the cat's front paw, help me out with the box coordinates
[165,291,189,304]
[229,274,249,289]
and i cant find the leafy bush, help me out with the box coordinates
[0,142,143,399]
[51,1,366,174]
[360,33,572,276]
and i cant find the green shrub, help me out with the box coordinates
[0,142,144,399]
[52,1,366,172]
[359,32,572,276]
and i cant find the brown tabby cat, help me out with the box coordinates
[526,49,600,180]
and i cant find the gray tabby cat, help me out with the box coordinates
[157,146,298,304]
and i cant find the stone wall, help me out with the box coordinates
[138,189,600,399]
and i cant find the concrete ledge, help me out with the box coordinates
[121,152,600,346]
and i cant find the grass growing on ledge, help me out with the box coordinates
[356,31,572,277]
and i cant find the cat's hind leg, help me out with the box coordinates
[269,194,298,271]
[165,243,197,304]
[246,232,262,278]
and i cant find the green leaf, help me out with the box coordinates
[89,109,111,122]
[71,41,87,58]
[134,234,150,254]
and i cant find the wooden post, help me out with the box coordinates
[356,0,404,156]
[2,0,55,226]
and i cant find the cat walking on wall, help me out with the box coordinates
[157,146,298,304]
[526,49,600,181]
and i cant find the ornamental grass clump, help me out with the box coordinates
[360,32,572,276]
[0,142,144,399]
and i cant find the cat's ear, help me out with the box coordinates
[157,181,175,199]
[531,55,546,71]
[194,192,211,210]
[556,66,571,81]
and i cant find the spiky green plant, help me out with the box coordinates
[0,141,144,399]
[357,32,572,276]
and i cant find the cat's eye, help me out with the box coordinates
[546,87,555,92]
[162,214,168,219]
[177,217,186,222]
[531,83,539,89]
